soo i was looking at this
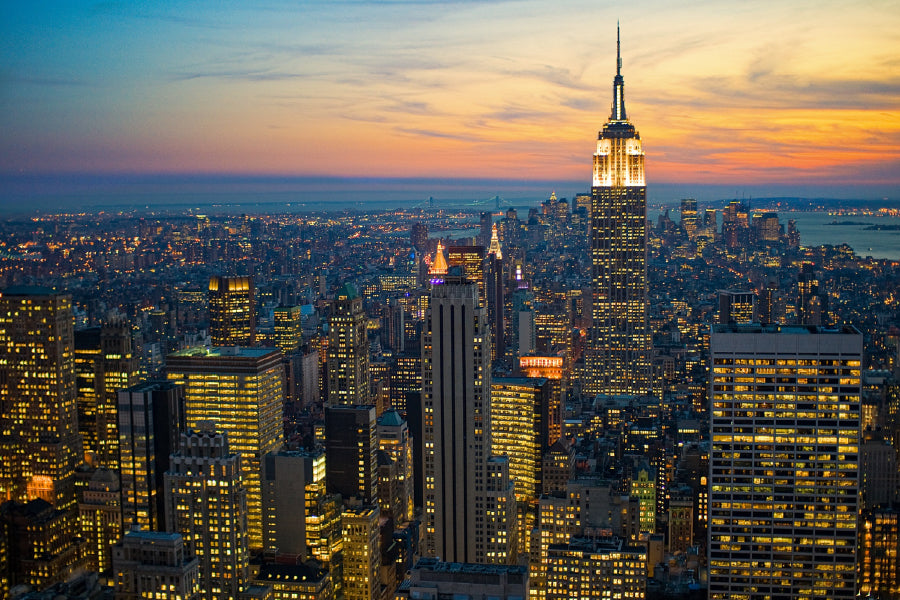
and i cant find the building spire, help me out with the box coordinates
[617,21,622,77]
[611,23,627,122]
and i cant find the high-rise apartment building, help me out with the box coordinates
[546,535,647,600]
[166,346,284,550]
[164,427,249,600]
[327,284,370,406]
[0,287,82,512]
[586,28,651,396]
[118,380,185,530]
[422,273,516,564]
[208,275,256,346]
[709,324,862,599]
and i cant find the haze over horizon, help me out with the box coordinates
[3,1,899,206]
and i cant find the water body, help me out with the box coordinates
[650,209,900,261]
[782,211,900,261]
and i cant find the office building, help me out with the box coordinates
[378,410,414,523]
[118,380,185,530]
[395,558,529,600]
[112,528,201,600]
[164,427,250,600]
[718,290,757,325]
[342,505,381,600]
[208,275,256,346]
[0,498,87,591]
[0,286,82,512]
[77,467,122,573]
[273,305,303,355]
[262,449,326,560]
[253,563,334,600]
[327,284,370,406]
[75,321,140,469]
[422,273,516,564]
[166,346,284,550]
[325,405,378,504]
[586,28,651,396]
[856,506,899,599]
[709,324,862,599]
[545,535,646,600]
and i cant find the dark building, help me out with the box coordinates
[325,405,378,504]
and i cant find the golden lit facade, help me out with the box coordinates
[586,28,651,396]
[709,324,862,600]
[856,507,899,599]
[164,428,249,600]
[327,284,370,406]
[166,346,284,550]
[630,466,656,534]
[342,505,380,600]
[77,468,122,573]
[273,305,303,355]
[0,287,82,512]
[546,537,647,600]
[208,275,256,346]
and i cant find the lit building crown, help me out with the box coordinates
[488,223,503,260]
[429,241,449,276]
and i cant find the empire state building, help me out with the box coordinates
[586,27,651,396]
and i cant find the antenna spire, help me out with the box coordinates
[617,21,622,77]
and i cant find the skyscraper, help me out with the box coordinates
[75,321,140,469]
[586,27,651,396]
[708,324,862,599]
[422,273,516,564]
[324,404,378,504]
[208,275,256,346]
[0,287,82,512]
[164,427,249,600]
[166,346,284,550]
[326,283,370,406]
[118,380,186,530]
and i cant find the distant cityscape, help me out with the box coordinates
[1,31,900,600]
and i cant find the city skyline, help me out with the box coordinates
[2,1,899,201]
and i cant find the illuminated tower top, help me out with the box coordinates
[488,223,503,260]
[429,241,449,276]
[592,24,644,188]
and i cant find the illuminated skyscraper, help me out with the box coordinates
[118,380,186,530]
[273,305,303,355]
[0,287,82,512]
[113,529,201,600]
[208,275,256,346]
[422,273,516,564]
[166,346,284,550]
[75,321,140,469]
[708,324,862,599]
[164,427,249,600]
[586,28,651,396]
[341,505,381,600]
[327,284,370,406]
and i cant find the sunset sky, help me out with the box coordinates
[2,0,899,199]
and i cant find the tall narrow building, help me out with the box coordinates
[326,283,370,406]
[586,27,651,396]
[708,324,862,599]
[0,287,82,512]
[422,272,516,564]
[208,275,256,346]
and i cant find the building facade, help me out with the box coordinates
[586,29,651,396]
[208,275,256,346]
[327,284,370,406]
[166,346,284,550]
[708,324,862,599]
